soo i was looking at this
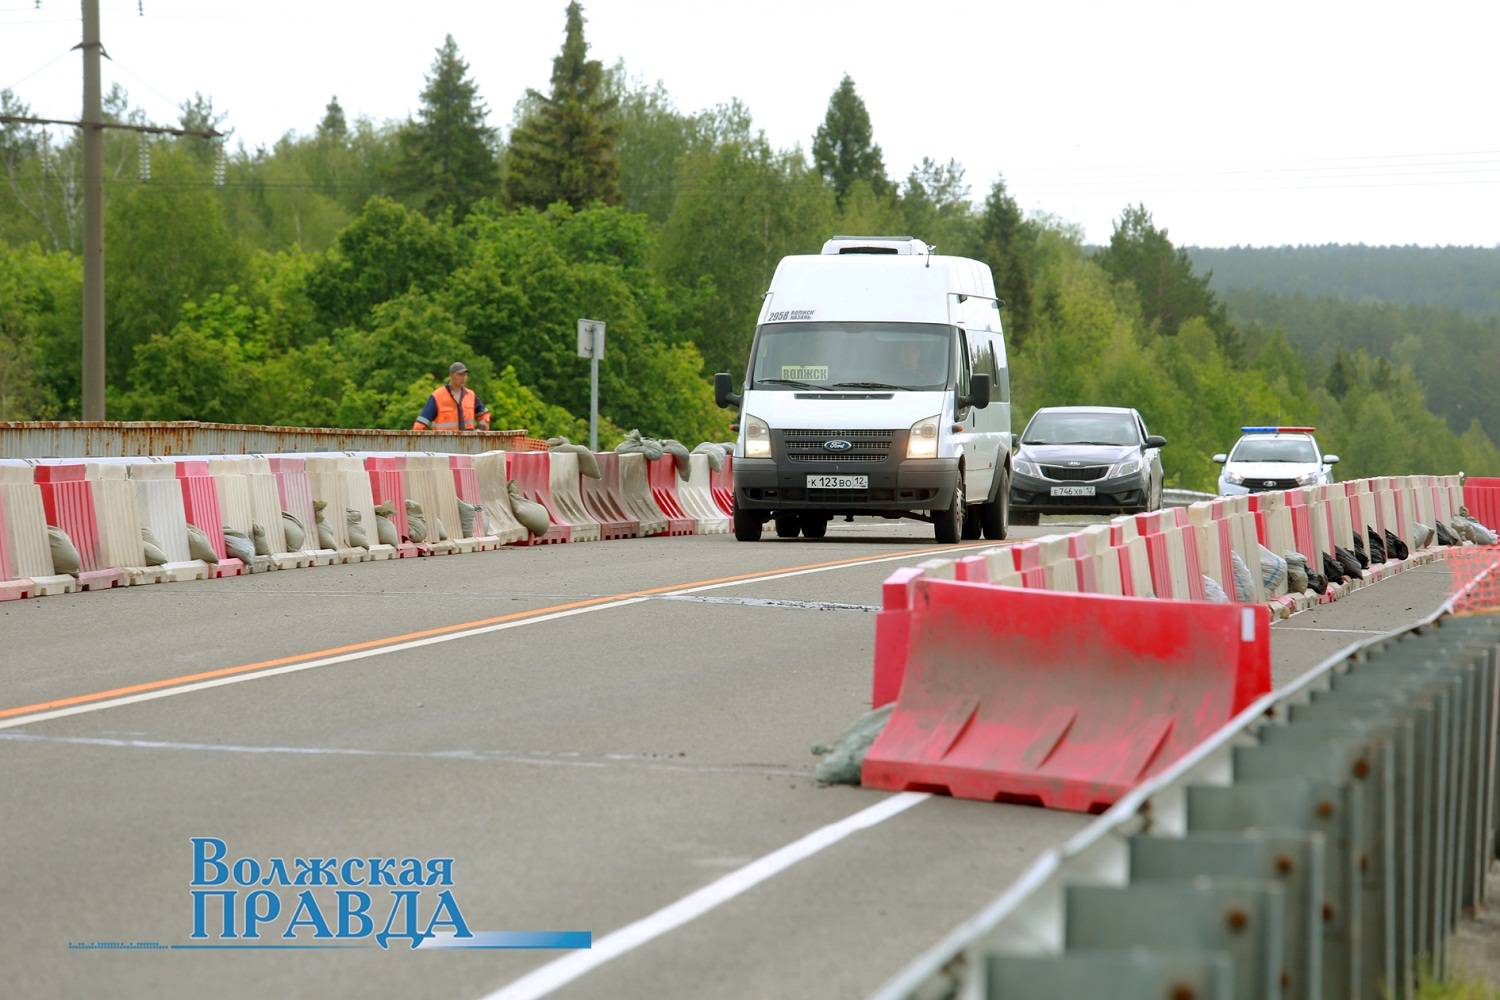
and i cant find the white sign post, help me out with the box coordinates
[577,319,606,450]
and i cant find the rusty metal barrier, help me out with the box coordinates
[0,421,541,459]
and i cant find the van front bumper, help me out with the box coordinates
[733,457,959,514]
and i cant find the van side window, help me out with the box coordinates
[956,330,971,398]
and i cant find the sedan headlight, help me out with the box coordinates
[1225,471,1246,485]
[1295,471,1320,486]
[743,414,771,458]
[906,414,940,459]
[1013,458,1041,477]
[1110,458,1142,478]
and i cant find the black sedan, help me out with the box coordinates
[1007,406,1165,524]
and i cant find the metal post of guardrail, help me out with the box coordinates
[873,555,1500,1000]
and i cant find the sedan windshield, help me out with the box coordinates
[1230,438,1318,463]
[1022,411,1139,446]
[749,322,952,391]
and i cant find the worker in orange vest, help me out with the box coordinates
[412,362,492,431]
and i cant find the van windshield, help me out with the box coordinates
[749,322,953,391]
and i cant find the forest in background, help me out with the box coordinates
[2,2,1496,490]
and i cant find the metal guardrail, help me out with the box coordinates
[1164,487,1220,506]
[875,550,1500,1000]
[0,421,540,459]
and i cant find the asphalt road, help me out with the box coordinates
[0,519,1457,1000]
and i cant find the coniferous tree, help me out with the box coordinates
[975,179,1036,346]
[503,2,621,210]
[317,96,348,142]
[811,75,889,206]
[1095,204,1234,350]
[392,36,499,221]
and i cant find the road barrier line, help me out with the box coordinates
[0,541,1000,730]
[479,791,930,1000]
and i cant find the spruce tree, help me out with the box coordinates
[976,179,1035,346]
[317,96,347,142]
[503,2,620,210]
[392,35,499,221]
[811,75,889,205]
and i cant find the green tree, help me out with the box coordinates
[391,35,499,221]
[1094,204,1232,348]
[811,75,890,205]
[975,179,1037,346]
[899,158,978,258]
[503,2,621,210]
[317,96,348,142]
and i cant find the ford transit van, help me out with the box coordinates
[714,236,1012,543]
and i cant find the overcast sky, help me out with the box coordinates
[4,0,1498,247]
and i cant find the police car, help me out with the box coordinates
[1213,426,1340,495]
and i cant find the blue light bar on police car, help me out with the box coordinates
[1240,426,1316,434]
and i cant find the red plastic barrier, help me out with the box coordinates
[364,456,410,540]
[1065,534,1098,592]
[1135,512,1182,599]
[871,566,925,707]
[1168,507,1207,601]
[1464,477,1500,531]
[862,577,1272,813]
[503,452,571,545]
[581,453,640,540]
[711,454,735,516]
[646,457,695,536]
[449,454,481,508]
[175,460,242,576]
[0,489,16,592]
[34,464,123,590]
[1008,541,1048,588]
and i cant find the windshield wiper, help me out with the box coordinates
[828,381,915,391]
[756,378,826,391]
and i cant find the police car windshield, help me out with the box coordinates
[1022,412,1138,446]
[749,322,952,391]
[1230,438,1318,463]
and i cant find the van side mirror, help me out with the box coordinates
[962,373,991,410]
[1212,453,1228,464]
[1145,435,1167,449]
[714,372,742,409]
[1324,454,1340,465]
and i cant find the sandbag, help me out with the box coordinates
[691,441,726,472]
[1202,575,1230,604]
[1435,521,1458,546]
[1335,546,1363,579]
[223,527,256,563]
[1367,526,1387,563]
[251,522,273,556]
[375,513,398,547]
[47,525,82,575]
[1258,544,1288,597]
[316,520,337,550]
[1383,528,1409,561]
[548,438,601,480]
[344,508,368,549]
[1351,533,1370,568]
[1307,567,1328,595]
[1283,551,1309,594]
[457,499,478,537]
[1229,550,1256,603]
[1412,521,1435,550]
[812,704,894,786]
[507,481,550,537]
[282,511,306,550]
[435,516,448,542]
[185,523,219,563]
[403,498,428,544]
[1321,551,1346,586]
[140,526,168,566]
[662,439,692,479]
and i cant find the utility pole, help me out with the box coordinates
[81,0,104,420]
[577,319,605,451]
[0,3,221,421]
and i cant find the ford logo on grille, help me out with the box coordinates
[824,439,853,452]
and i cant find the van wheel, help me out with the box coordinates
[801,517,828,539]
[774,515,801,538]
[981,470,1010,539]
[934,479,964,544]
[733,510,763,542]
[961,507,982,540]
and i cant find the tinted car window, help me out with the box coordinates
[1023,412,1139,446]
[750,322,953,390]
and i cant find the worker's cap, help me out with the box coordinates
[449,361,468,374]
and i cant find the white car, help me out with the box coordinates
[1213,426,1339,495]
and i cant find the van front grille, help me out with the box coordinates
[782,429,896,463]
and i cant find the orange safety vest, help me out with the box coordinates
[414,386,490,431]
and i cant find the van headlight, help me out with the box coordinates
[906,415,940,459]
[743,414,771,458]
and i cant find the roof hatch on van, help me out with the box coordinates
[819,235,931,256]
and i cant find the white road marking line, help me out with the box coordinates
[1271,625,1390,635]
[479,792,930,1000]
[0,733,812,777]
[1,545,988,731]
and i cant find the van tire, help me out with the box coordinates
[801,517,828,539]
[774,515,801,539]
[934,478,964,544]
[980,470,1009,539]
[734,510,763,542]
